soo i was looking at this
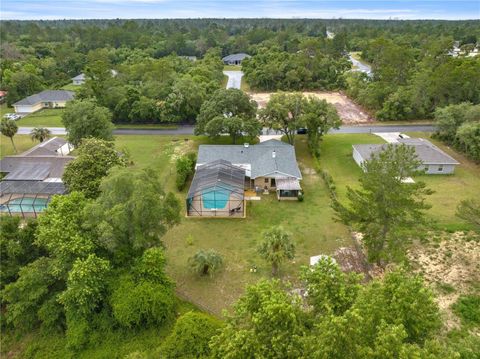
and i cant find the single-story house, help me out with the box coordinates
[222,53,251,65]
[13,90,75,114]
[352,138,459,174]
[186,139,302,217]
[0,137,74,217]
[71,69,118,85]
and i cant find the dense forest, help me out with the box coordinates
[1,18,479,123]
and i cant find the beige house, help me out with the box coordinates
[13,90,75,113]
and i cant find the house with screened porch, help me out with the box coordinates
[186,139,302,217]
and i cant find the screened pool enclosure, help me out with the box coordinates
[186,160,246,217]
[0,180,66,218]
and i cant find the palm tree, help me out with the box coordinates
[189,249,224,276]
[257,226,295,276]
[30,127,51,143]
[1,118,18,153]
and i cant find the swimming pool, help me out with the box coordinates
[202,188,231,209]
[0,197,49,213]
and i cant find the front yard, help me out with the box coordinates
[16,108,65,127]
[319,133,480,229]
[115,134,351,315]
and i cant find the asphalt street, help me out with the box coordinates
[17,124,436,136]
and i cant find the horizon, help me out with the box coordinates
[1,0,479,21]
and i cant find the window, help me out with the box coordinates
[424,165,429,171]
[438,165,443,172]
[264,178,269,184]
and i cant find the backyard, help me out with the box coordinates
[115,134,351,315]
[319,132,480,229]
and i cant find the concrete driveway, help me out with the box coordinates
[223,70,244,89]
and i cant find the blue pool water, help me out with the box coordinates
[0,197,49,213]
[202,188,230,209]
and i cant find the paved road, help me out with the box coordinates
[223,70,244,89]
[18,124,435,136]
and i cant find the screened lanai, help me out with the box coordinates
[186,159,246,218]
[0,180,66,218]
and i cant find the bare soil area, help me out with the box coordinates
[407,231,480,329]
[249,91,372,125]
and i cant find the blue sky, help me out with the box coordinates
[1,1,479,20]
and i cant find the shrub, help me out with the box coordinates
[188,249,224,276]
[159,311,222,358]
[175,153,196,191]
[297,192,304,202]
[110,274,175,328]
[452,294,480,326]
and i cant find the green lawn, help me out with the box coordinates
[0,103,15,117]
[17,109,64,127]
[61,83,81,91]
[1,134,37,157]
[115,134,351,315]
[223,64,242,71]
[319,133,480,229]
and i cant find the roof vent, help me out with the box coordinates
[244,143,249,148]
[272,150,276,158]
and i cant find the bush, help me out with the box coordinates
[320,169,337,200]
[110,274,175,328]
[175,153,196,191]
[452,294,480,326]
[297,192,304,202]
[188,249,224,277]
[159,311,222,358]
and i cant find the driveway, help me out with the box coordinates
[348,54,372,76]
[223,70,244,89]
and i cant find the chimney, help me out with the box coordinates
[272,150,276,158]
[244,143,249,148]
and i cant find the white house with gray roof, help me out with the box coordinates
[71,69,118,85]
[196,139,302,200]
[352,138,459,174]
[13,90,75,113]
[222,53,251,65]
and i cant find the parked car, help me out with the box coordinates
[3,113,21,120]
[296,128,308,135]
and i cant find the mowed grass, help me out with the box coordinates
[319,133,480,228]
[115,134,351,315]
[1,134,36,158]
[17,109,64,127]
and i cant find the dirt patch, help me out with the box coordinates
[407,231,480,329]
[249,91,372,125]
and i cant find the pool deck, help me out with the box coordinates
[187,192,245,218]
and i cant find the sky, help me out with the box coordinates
[1,0,479,21]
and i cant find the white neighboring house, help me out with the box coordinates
[71,69,118,85]
[13,90,75,114]
[352,138,459,175]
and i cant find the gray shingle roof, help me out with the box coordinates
[13,90,75,106]
[0,156,75,180]
[222,53,251,62]
[197,140,302,179]
[22,137,68,157]
[353,138,459,165]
